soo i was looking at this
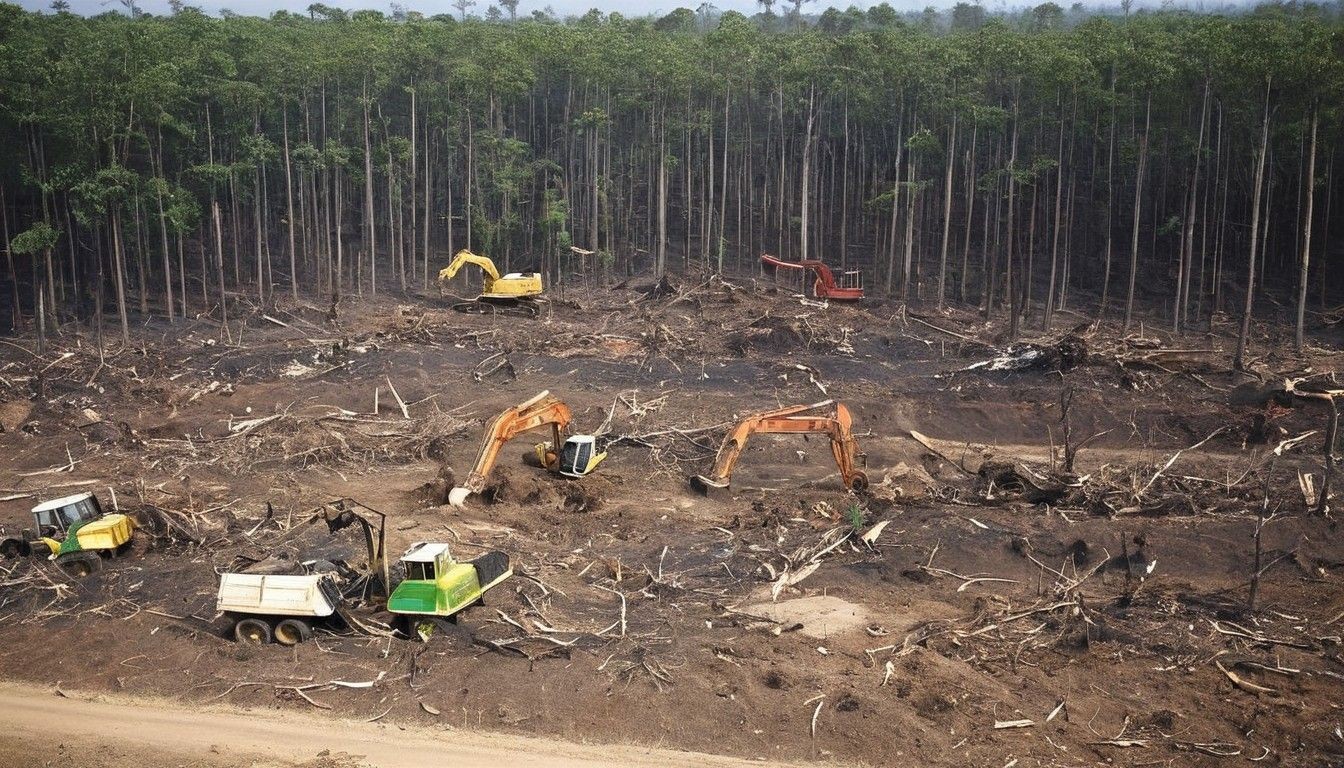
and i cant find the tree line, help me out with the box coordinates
[0,1,1340,359]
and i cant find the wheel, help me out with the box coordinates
[274,619,312,647]
[56,551,103,578]
[0,538,26,559]
[234,617,273,645]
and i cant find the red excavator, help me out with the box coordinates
[691,400,868,494]
[760,253,864,301]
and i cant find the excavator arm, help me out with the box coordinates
[438,249,502,292]
[692,400,868,494]
[448,391,572,507]
[759,252,864,301]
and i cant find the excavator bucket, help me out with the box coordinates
[690,474,730,497]
[447,487,473,509]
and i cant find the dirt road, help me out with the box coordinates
[0,683,784,768]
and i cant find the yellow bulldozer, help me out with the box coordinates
[438,249,543,317]
[0,492,135,577]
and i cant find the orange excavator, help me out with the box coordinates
[760,253,865,301]
[448,391,607,508]
[691,400,868,494]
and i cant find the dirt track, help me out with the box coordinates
[0,682,779,768]
[1,279,1342,767]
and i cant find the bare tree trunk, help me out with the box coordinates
[718,85,730,274]
[1099,69,1117,320]
[1320,154,1334,308]
[656,108,668,278]
[334,163,344,301]
[1044,96,1065,330]
[254,162,264,305]
[363,76,377,296]
[1235,80,1272,371]
[110,209,130,344]
[212,199,228,335]
[422,121,432,290]
[283,107,298,301]
[177,233,187,318]
[409,81,418,291]
[1176,80,1210,334]
[960,122,977,304]
[839,96,849,269]
[799,83,816,263]
[938,105,957,310]
[1294,105,1318,353]
[1123,95,1150,332]
[1006,96,1020,339]
[1,185,19,332]
[902,156,917,300]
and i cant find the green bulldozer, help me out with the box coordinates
[388,542,512,640]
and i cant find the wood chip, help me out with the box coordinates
[1215,660,1277,696]
[860,520,890,546]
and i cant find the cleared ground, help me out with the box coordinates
[1,276,1341,766]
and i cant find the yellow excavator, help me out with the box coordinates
[438,249,544,317]
[691,400,868,495]
[448,391,607,508]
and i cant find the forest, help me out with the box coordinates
[0,1,1341,355]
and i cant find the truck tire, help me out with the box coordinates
[0,538,26,559]
[234,618,273,645]
[56,551,103,578]
[274,619,313,646]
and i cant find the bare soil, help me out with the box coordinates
[0,681,769,768]
[1,274,1342,767]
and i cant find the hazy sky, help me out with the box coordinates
[15,0,1087,19]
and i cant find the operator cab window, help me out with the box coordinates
[406,561,436,581]
[561,440,590,473]
[59,503,90,527]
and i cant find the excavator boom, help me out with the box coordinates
[449,391,572,507]
[692,400,868,494]
[439,249,503,288]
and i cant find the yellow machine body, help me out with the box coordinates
[46,513,135,557]
[438,249,543,300]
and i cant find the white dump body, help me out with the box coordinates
[216,573,338,618]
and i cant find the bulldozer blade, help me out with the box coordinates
[690,475,729,497]
[447,487,472,508]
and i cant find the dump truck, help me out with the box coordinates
[388,542,512,639]
[216,498,390,645]
[216,563,344,645]
[0,492,134,577]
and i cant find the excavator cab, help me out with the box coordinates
[552,435,606,478]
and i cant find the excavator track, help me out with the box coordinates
[450,298,541,318]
